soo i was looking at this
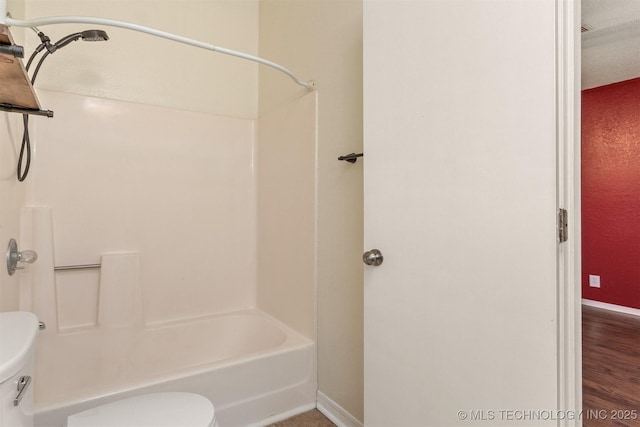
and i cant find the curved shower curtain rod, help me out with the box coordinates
[3,14,314,90]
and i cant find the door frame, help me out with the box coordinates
[557,0,582,425]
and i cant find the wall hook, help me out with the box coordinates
[338,153,363,163]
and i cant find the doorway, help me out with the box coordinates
[580,1,640,424]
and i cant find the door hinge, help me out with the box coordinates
[558,208,568,243]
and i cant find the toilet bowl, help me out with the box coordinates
[0,312,39,427]
[66,392,218,427]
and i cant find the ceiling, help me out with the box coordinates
[582,0,640,89]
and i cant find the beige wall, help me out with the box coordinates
[259,0,364,422]
[256,92,317,339]
[22,0,259,118]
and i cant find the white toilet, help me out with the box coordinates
[0,311,39,427]
[66,392,217,427]
[0,312,218,427]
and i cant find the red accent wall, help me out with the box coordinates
[582,77,640,309]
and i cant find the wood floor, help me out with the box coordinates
[583,305,640,427]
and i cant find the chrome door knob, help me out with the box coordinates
[363,249,383,266]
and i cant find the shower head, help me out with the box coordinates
[17,28,110,182]
[80,30,109,42]
[53,29,109,50]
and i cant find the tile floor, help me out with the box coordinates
[266,409,336,427]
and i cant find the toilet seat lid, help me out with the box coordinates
[67,392,215,427]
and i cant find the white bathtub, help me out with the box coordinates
[33,309,316,427]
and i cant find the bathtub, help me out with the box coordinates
[33,309,316,427]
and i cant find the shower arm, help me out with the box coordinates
[3,14,315,90]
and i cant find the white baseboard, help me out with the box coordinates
[316,391,363,427]
[582,299,640,317]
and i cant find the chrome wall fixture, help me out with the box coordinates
[338,153,363,164]
[6,238,38,276]
[5,237,101,275]
[54,263,101,271]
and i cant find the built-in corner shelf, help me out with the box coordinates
[0,24,53,117]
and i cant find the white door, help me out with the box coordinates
[364,1,561,426]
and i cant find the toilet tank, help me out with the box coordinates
[0,312,39,427]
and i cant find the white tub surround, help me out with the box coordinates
[19,87,318,427]
[23,90,257,326]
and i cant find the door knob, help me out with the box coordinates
[363,249,383,266]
